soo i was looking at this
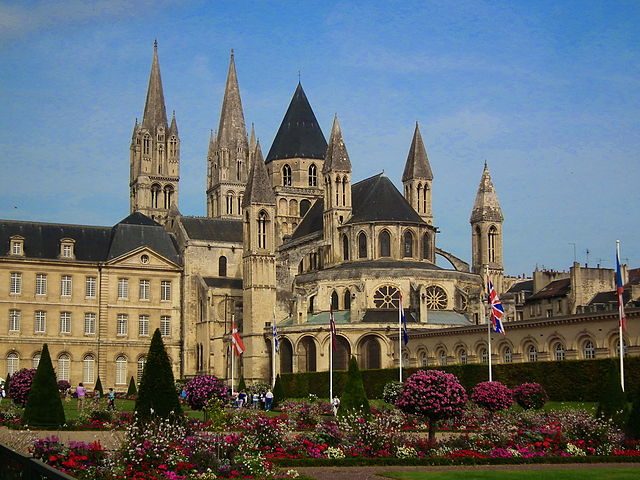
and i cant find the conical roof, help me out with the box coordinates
[470,163,503,223]
[169,111,178,135]
[243,141,276,207]
[322,115,351,173]
[142,40,168,131]
[216,51,248,151]
[265,83,327,163]
[402,123,433,181]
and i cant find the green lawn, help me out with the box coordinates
[379,468,640,480]
[60,398,205,421]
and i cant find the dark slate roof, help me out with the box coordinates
[589,289,631,305]
[346,174,426,225]
[180,217,243,243]
[290,198,324,240]
[203,277,243,289]
[322,116,351,173]
[325,259,443,272]
[265,83,327,163]
[507,279,534,293]
[402,123,433,181]
[362,309,419,323]
[0,213,180,265]
[527,278,571,301]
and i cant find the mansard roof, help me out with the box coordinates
[0,213,180,265]
[265,83,327,163]
[179,216,243,243]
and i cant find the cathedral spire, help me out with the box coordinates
[141,40,168,130]
[249,123,257,152]
[243,141,276,207]
[322,115,351,173]
[217,49,248,150]
[402,122,433,182]
[470,162,503,223]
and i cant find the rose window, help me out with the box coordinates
[424,285,447,310]
[373,285,400,309]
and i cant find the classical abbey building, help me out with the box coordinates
[2,43,638,387]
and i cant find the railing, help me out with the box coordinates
[0,443,76,480]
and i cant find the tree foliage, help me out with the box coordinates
[7,368,36,406]
[596,360,628,426]
[127,376,138,396]
[513,382,549,410]
[135,329,182,421]
[471,381,513,412]
[273,374,285,408]
[24,344,65,427]
[338,356,370,417]
[183,375,228,410]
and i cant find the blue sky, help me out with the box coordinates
[1,0,638,276]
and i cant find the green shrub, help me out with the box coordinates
[273,374,285,408]
[24,344,65,427]
[338,356,370,417]
[127,376,138,396]
[596,360,628,426]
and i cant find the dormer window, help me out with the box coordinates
[59,238,75,259]
[10,236,24,256]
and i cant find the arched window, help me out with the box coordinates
[219,256,227,277]
[169,136,178,158]
[282,164,292,186]
[308,295,315,313]
[308,164,317,186]
[163,185,174,209]
[423,233,431,260]
[299,337,317,372]
[32,352,41,369]
[503,346,512,363]
[226,192,234,215]
[331,291,339,310]
[151,184,161,209]
[344,289,351,310]
[528,345,538,362]
[137,356,146,382]
[438,349,447,366]
[289,199,298,216]
[419,351,428,367]
[358,232,368,258]
[300,199,311,217]
[257,211,267,249]
[334,336,351,371]
[58,354,70,381]
[83,355,95,384]
[7,352,19,375]
[342,234,350,260]
[403,230,414,258]
[379,230,391,257]
[615,338,627,358]
[481,348,488,363]
[280,339,293,374]
[360,335,381,370]
[115,355,127,385]
[335,176,340,205]
[416,184,422,212]
[459,349,467,365]
[583,340,595,359]
[423,185,429,213]
[342,177,348,205]
[488,226,498,262]
[237,159,242,181]
[554,342,565,361]
[474,226,482,264]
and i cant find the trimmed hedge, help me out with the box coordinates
[280,357,640,402]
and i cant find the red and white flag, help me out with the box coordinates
[231,321,245,356]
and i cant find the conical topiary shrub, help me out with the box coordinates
[238,376,247,392]
[338,356,370,417]
[95,376,104,396]
[627,384,640,439]
[135,329,182,421]
[4,372,11,397]
[127,376,138,396]
[24,344,65,427]
[273,374,285,408]
[597,360,628,426]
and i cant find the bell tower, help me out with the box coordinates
[402,123,433,225]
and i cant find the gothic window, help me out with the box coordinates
[583,340,595,359]
[238,195,242,214]
[331,291,339,310]
[416,184,422,212]
[379,230,391,257]
[308,295,315,313]
[554,342,565,361]
[474,225,482,264]
[342,177,347,205]
[257,211,268,249]
[300,199,311,217]
[344,289,351,310]
[289,199,298,216]
[360,335,381,369]
[403,230,414,258]
[308,164,317,186]
[151,184,161,208]
[358,232,368,258]
[373,285,400,309]
[237,159,242,181]
[488,226,498,262]
[335,176,340,205]
[169,136,177,157]
[163,185,174,209]
[423,233,431,260]
[342,234,350,260]
[424,285,447,310]
[143,135,150,155]
[299,337,317,372]
[219,256,227,277]
[282,164,292,186]
[423,185,429,213]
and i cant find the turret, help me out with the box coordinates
[402,123,433,225]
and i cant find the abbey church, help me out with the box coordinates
[1,43,637,387]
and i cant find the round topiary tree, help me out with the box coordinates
[24,344,65,427]
[470,381,513,412]
[512,382,549,410]
[382,381,404,405]
[396,369,467,442]
[7,368,36,406]
[135,329,183,421]
[338,356,370,417]
[183,375,228,410]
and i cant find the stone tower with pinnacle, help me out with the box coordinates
[402,123,434,225]
[130,41,180,225]
[322,115,352,266]
[242,141,277,381]
[470,162,504,291]
[207,50,250,219]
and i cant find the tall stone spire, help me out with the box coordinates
[470,162,503,223]
[216,49,248,151]
[402,123,433,182]
[142,40,168,131]
[243,141,276,207]
[322,115,351,173]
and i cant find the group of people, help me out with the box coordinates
[231,390,274,410]
[71,382,116,410]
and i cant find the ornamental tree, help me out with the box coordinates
[57,380,71,393]
[338,356,370,417]
[512,382,549,410]
[127,376,138,396]
[24,344,65,427]
[273,374,285,408]
[7,368,36,406]
[382,381,404,405]
[183,375,228,410]
[470,381,513,412]
[396,369,467,442]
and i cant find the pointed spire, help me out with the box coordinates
[249,123,257,152]
[470,163,503,223]
[216,50,248,151]
[169,110,178,135]
[142,40,168,130]
[402,122,433,182]
[322,115,351,174]
[243,140,276,207]
[266,83,327,163]
[131,118,140,141]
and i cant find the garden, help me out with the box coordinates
[2,333,640,479]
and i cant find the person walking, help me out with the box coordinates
[265,389,274,411]
[107,388,116,411]
[76,383,86,410]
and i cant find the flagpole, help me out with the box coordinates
[329,298,334,404]
[399,293,403,383]
[617,240,625,392]
[231,314,235,395]
[272,310,276,388]
[484,265,493,382]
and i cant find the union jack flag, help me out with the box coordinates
[487,278,505,334]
